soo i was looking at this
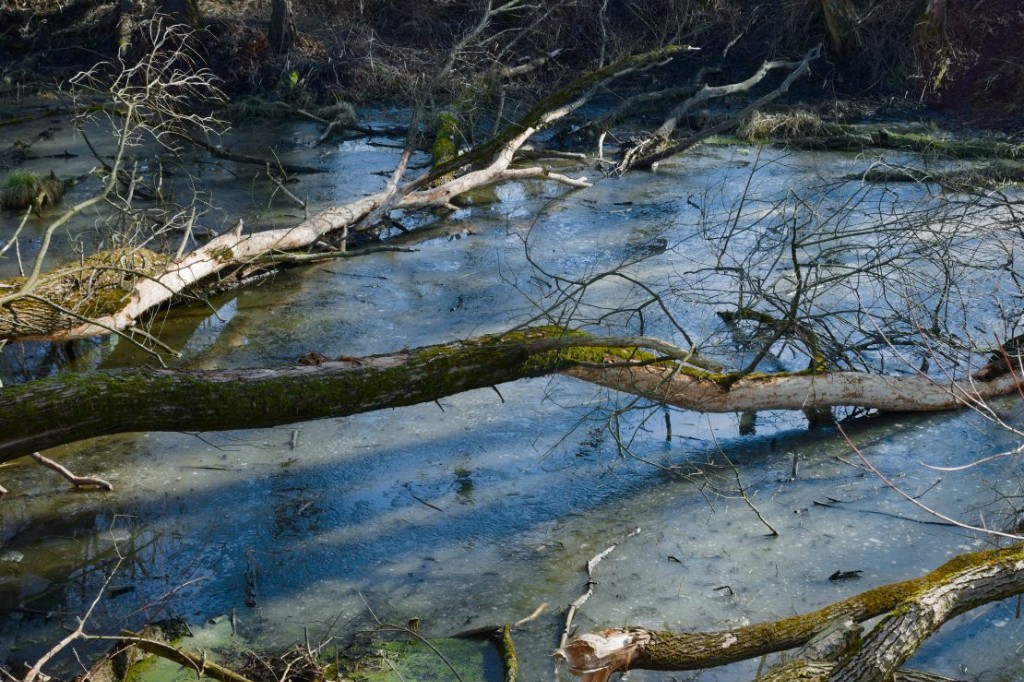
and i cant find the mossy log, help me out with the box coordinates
[0,326,586,463]
[782,127,1024,160]
[1,326,1021,464]
[556,543,1024,681]
[851,160,1024,188]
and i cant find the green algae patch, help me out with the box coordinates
[332,636,500,681]
[210,246,236,262]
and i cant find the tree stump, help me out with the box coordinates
[269,0,297,54]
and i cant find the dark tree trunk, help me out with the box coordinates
[157,0,202,26]
[269,0,297,54]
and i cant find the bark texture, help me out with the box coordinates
[556,543,1024,680]
[1,327,1021,464]
[0,327,577,463]
[565,362,1024,413]
[269,0,296,54]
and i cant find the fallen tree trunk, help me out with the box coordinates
[0,326,1019,463]
[0,327,575,462]
[615,45,820,173]
[562,360,1024,413]
[556,542,1024,681]
[0,46,685,344]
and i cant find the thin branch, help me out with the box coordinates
[23,559,122,682]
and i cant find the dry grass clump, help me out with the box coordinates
[739,110,827,141]
[0,170,66,211]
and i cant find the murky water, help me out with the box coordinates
[2,111,1023,680]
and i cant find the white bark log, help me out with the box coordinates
[18,146,589,342]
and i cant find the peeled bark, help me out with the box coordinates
[564,362,1024,413]
[556,543,1024,681]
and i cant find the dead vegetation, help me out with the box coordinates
[2,0,1023,128]
[739,109,833,141]
[3,3,1024,681]
[0,170,67,211]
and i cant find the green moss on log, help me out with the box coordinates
[0,247,168,338]
[0,326,583,460]
[501,624,518,682]
[634,543,1024,671]
[754,117,1024,160]
[854,159,1024,188]
[432,112,460,166]
[210,246,235,262]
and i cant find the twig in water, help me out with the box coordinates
[30,452,113,491]
[723,450,778,537]
[404,483,444,512]
[838,424,1024,541]
[559,544,616,650]
[266,167,307,210]
[707,421,778,537]
[23,559,122,682]
[383,657,409,682]
[514,602,548,627]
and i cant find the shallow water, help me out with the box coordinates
[1,112,1023,680]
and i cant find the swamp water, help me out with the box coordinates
[1,112,1023,680]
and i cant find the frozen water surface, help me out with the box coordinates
[1,117,1023,681]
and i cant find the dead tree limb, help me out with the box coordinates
[30,452,113,491]
[0,48,685,345]
[616,45,820,173]
[555,543,1024,681]
[80,630,255,682]
[1,326,1021,464]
